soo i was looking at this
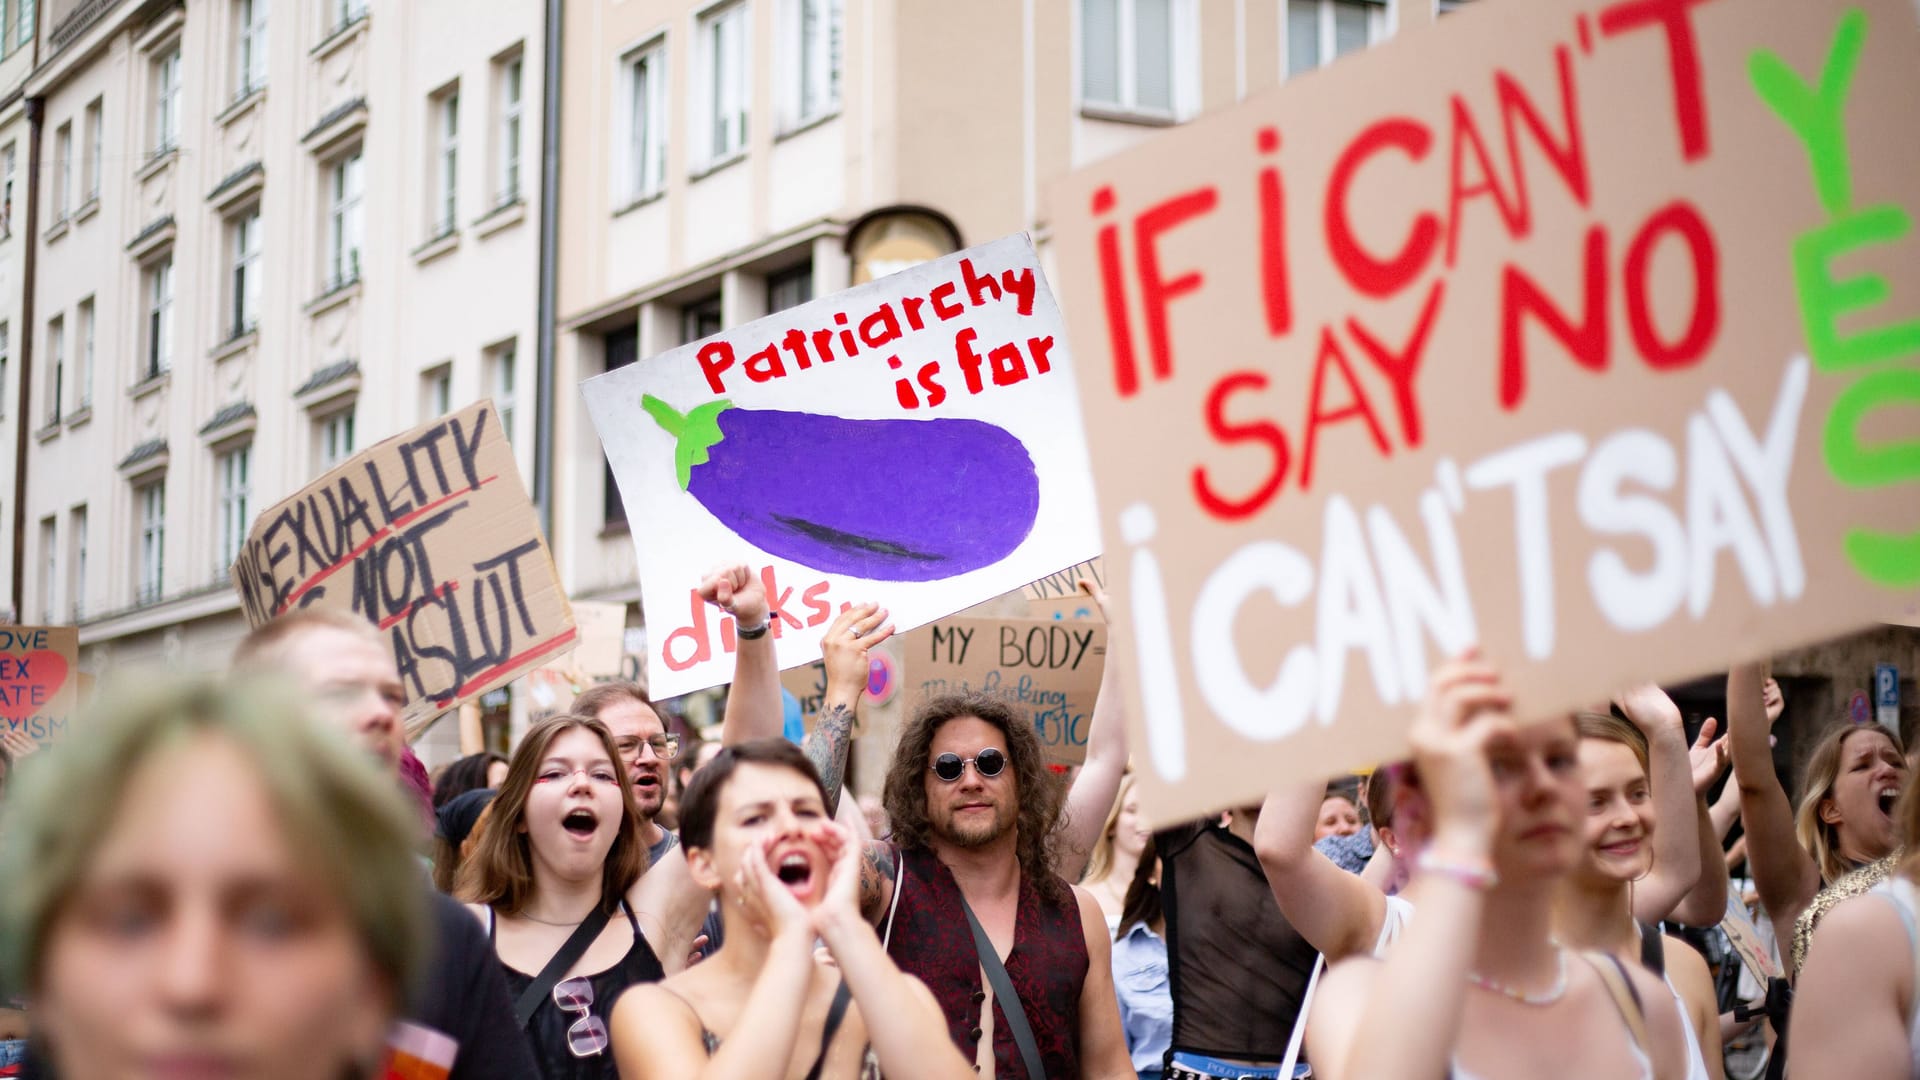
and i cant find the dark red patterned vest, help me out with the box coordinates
[885,844,1087,1079]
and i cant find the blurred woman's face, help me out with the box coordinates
[38,733,393,1080]
[486,759,510,789]
[1113,788,1150,861]
[1314,795,1362,841]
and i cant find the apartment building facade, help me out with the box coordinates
[0,0,40,622]
[17,0,545,742]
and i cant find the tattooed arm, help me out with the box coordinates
[803,603,894,817]
[857,840,900,926]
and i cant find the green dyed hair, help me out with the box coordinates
[0,675,428,996]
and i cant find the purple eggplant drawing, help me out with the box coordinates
[641,394,1041,582]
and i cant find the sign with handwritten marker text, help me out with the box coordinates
[231,400,576,722]
[0,626,78,744]
[1049,0,1920,823]
[902,615,1108,766]
[584,234,1102,699]
[1023,558,1107,623]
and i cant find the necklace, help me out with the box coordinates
[519,911,592,927]
[1466,945,1568,1006]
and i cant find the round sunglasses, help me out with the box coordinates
[552,976,609,1058]
[930,747,1008,783]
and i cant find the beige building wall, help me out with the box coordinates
[0,9,34,621]
[19,0,544,749]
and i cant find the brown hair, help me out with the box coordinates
[1575,711,1651,775]
[1796,723,1905,884]
[1365,764,1401,830]
[883,692,1068,903]
[678,739,828,852]
[231,608,384,669]
[455,715,647,916]
[1114,836,1161,940]
[569,681,654,721]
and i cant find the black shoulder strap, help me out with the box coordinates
[1637,921,1666,976]
[956,889,1046,1080]
[803,979,854,1080]
[511,906,613,1029]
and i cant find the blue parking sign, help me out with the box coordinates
[1877,664,1901,731]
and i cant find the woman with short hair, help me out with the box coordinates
[0,676,427,1080]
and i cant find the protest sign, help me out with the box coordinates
[570,601,629,678]
[584,233,1101,699]
[901,615,1107,765]
[1048,0,1920,822]
[0,626,78,743]
[231,400,576,721]
[1023,558,1107,622]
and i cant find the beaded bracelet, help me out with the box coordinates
[1416,849,1499,891]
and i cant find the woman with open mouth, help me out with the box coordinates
[609,739,972,1080]
[458,715,667,1080]
[1725,663,1909,978]
[1555,703,1724,1080]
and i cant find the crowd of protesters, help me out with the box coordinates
[0,558,1914,1080]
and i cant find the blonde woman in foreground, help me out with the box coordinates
[1306,651,1688,1080]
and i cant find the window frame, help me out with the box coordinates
[495,51,524,207]
[317,407,357,471]
[693,2,750,168]
[326,149,365,291]
[76,297,93,407]
[1078,0,1196,122]
[44,314,62,425]
[68,505,86,621]
[216,444,252,573]
[82,99,102,202]
[1,143,15,236]
[136,479,166,605]
[777,0,841,132]
[489,339,518,444]
[430,83,459,238]
[622,39,669,203]
[1284,0,1386,77]
[17,0,32,50]
[235,0,269,99]
[143,253,174,380]
[52,122,70,221]
[152,44,183,156]
[38,516,55,622]
[231,208,262,338]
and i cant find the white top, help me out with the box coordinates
[1664,972,1712,1080]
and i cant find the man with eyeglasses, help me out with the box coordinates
[854,594,1137,1080]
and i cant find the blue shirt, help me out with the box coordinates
[1113,922,1174,1075]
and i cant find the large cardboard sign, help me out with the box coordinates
[570,601,630,678]
[901,615,1107,765]
[0,626,78,743]
[1048,0,1920,822]
[584,234,1102,699]
[231,400,577,720]
[1023,558,1107,622]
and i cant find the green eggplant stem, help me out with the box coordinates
[641,394,734,490]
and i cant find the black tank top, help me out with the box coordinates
[492,901,665,1080]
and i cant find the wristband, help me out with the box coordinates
[1416,849,1499,891]
[736,620,769,640]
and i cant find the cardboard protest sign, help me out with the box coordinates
[570,602,629,678]
[1048,0,1920,822]
[1023,558,1107,623]
[231,400,576,721]
[1722,896,1778,983]
[901,615,1107,765]
[0,626,78,743]
[584,234,1101,699]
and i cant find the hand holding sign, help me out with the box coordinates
[1408,651,1515,852]
[697,563,771,629]
[822,604,895,710]
[1,730,40,762]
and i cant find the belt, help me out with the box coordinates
[1167,1062,1306,1080]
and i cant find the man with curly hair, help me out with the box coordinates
[860,692,1135,1080]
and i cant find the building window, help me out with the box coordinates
[68,505,86,620]
[0,323,8,419]
[82,99,101,202]
[235,0,269,98]
[216,444,251,573]
[422,363,452,421]
[624,42,667,201]
[38,516,55,622]
[327,150,364,290]
[231,209,262,338]
[488,340,517,444]
[603,326,637,525]
[328,0,366,36]
[1,143,14,235]
[76,298,93,407]
[17,0,32,49]
[153,45,182,155]
[52,122,69,221]
[136,480,166,605]
[318,408,356,470]
[767,263,813,312]
[430,85,459,238]
[44,315,62,424]
[1286,0,1381,76]
[681,295,723,345]
[144,255,173,379]
[494,52,523,206]
[1081,0,1187,119]
[696,3,749,166]
[779,0,840,130]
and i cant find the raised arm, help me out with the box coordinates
[1727,662,1821,938]
[802,604,893,818]
[1072,883,1141,1080]
[704,565,781,745]
[1253,780,1390,962]
[1057,580,1129,882]
[1669,717,1732,926]
[1615,685,1704,923]
[629,844,717,974]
